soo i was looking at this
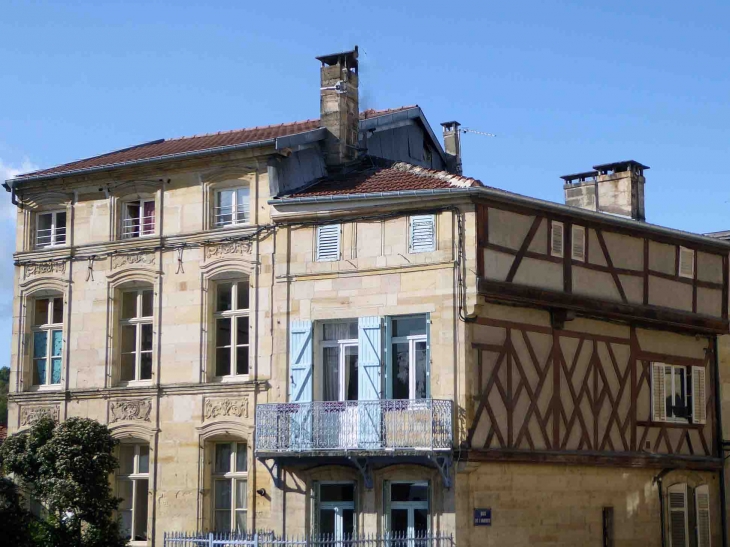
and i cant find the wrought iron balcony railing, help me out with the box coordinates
[255,399,453,454]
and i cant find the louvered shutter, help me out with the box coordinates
[358,317,382,448]
[551,221,564,258]
[289,320,313,449]
[316,224,341,262]
[692,366,707,425]
[668,483,689,547]
[409,215,436,253]
[652,363,667,422]
[695,485,711,547]
[572,225,586,261]
[678,246,695,279]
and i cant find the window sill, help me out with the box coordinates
[26,384,63,392]
[209,375,251,384]
[213,222,251,230]
[119,234,157,241]
[118,380,154,388]
[35,244,68,251]
[637,420,704,429]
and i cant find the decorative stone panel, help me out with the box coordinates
[204,241,251,259]
[111,252,155,270]
[24,261,66,279]
[110,398,152,423]
[20,404,60,426]
[204,396,249,421]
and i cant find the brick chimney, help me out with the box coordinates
[562,160,649,221]
[317,47,359,166]
[441,121,462,174]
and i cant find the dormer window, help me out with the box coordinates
[122,200,155,239]
[215,188,250,228]
[36,210,67,248]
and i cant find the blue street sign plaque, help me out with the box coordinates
[474,508,491,526]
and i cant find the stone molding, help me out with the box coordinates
[20,404,60,426]
[204,396,249,421]
[24,261,66,279]
[111,252,155,270]
[109,398,152,423]
[204,240,251,259]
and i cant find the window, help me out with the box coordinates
[695,485,711,547]
[667,483,712,547]
[215,187,250,228]
[315,482,356,540]
[679,246,695,279]
[120,289,154,382]
[122,200,155,239]
[602,507,614,547]
[550,221,564,258]
[212,442,248,533]
[571,225,586,261]
[321,321,359,402]
[32,297,63,386]
[214,281,249,377]
[388,316,428,400]
[652,363,706,424]
[668,483,689,547]
[316,224,341,262]
[36,210,67,248]
[117,444,149,543]
[409,215,436,253]
[385,481,429,539]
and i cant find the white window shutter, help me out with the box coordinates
[409,215,436,253]
[695,484,711,547]
[668,483,689,547]
[692,366,707,425]
[652,363,667,422]
[678,246,695,279]
[316,224,341,262]
[571,225,586,261]
[551,221,564,258]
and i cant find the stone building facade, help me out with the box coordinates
[6,48,730,547]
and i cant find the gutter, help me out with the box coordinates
[271,186,730,250]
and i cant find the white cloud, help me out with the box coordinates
[0,157,38,221]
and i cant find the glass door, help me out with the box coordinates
[387,482,429,545]
[318,483,356,542]
[388,316,428,400]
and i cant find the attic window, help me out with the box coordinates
[550,221,564,258]
[678,247,695,279]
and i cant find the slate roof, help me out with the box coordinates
[12,106,416,182]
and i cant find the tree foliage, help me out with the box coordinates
[0,415,127,547]
[0,366,9,427]
[0,476,35,547]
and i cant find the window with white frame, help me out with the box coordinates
[652,363,706,424]
[31,297,63,386]
[321,321,359,402]
[212,442,248,533]
[36,210,67,248]
[215,187,250,228]
[121,199,155,239]
[388,316,429,400]
[385,481,429,539]
[409,215,436,253]
[316,224,341,262]
[120,289,154,382]
[117,443,149,544]
[667,483,712,547]
[314,482,356,539]
[214,281,249,377]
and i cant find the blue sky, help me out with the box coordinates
[1,0,729,366]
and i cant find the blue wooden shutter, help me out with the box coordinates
[358,316,382,448]
[290,320,313,402]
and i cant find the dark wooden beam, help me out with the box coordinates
[506,216,542,283]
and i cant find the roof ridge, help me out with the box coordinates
[167,118,321,142]
[390,161,483,188]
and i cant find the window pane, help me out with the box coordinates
[117,480,134,509]
[215,479,231,508]
[675,368,688,419]
[122,292,137,320]
[391,483,428,502]
[415,341,428,399]
[320,508,336,536]
[138,445,150,474]
[217,283,233,312]
[56,212,67,244]
[217,318,231,346]
[215,444,232,474]
[345,346,358,401]
[323,322,357,341]
[119,445,135,475]
[236,480,247,509]
[390,509,408,534]
[140,353,152,381]
[120,510,132,541]
[33,331,48,358]
[134,479,149,540]
[34,358,47,386]
[237,281,249,310]
[121,325,136,354]
[323,347,340,402]
[236,346,249,375]
[52,298,64,324]
[393,316,427,337]
[235,443,247,472]
[215,510,231,533]
[37,213,53,246]
[343,508,355,537]
[235,511,247,533]
[120,353,136,382]
[320,483,355,502]
[142,290,154,317]
[216,348,231,376]
[236,187,250,223]
[51,358,62,384]
[140,324,153,351]
[51,330,63,357]
[216,190,234,226]
[142,202,155,235]
[392,342,410,400]
[237,316,249,346]
[34,299,49,326]
[414,508,429,534]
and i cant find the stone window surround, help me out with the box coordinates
[212,279,251,380]
[201,169,259,232]
[116,442,151,545]
[108,181,162,242]
[19,191,74,252]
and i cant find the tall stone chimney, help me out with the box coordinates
[441,121,462,174]
[562,160,649,221]
[316,47,359,166]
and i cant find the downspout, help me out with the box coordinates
[654,468,674,547]
[714,335,728,547]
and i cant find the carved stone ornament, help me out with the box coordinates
[111,252,155,270]
[24,261,66,279]
[110,399,152,423]
[204,397,249,421]
[205,240,252,259]
[20,405,60,426]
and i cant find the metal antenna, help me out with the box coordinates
[461,127,496,137]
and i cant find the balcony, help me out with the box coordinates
[255,399,453,456]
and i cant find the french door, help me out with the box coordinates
[317,483,356,541]
[387,316,429,400]
[320,322,359,447]
[387,482,429,543]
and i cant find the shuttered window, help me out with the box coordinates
[550,221,564,258]
[678,246,695,279]
[692,366,707,425]
[695,484,711,547]
[668,483,689,547]
[409,215,436,253]
[571,225,586,261]
[652,363,667,422]
[652,363,706,424]
[316,224,341,262]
